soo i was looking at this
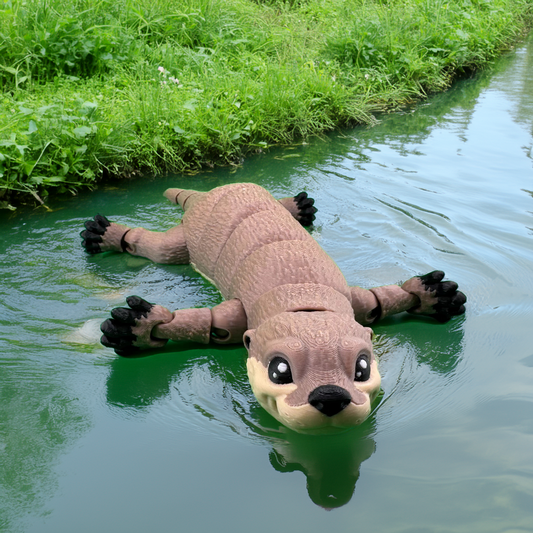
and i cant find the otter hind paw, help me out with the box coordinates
[80,214,111,254]
[293,191,318,227]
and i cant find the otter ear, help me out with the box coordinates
[243,329,256,350]
[364,327,374,342]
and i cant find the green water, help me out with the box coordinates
[2,35,533,533]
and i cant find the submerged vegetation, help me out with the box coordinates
[1,0,532,205]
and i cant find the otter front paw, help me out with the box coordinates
[100,296,172,356]
[81,215,130,254]
[402,270,466,323]
[293,192,318,226]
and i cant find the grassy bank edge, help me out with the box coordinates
[1,0,532,209]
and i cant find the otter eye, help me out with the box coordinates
[268,357,293,385]
[355,354,370,382]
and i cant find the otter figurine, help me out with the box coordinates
[81,183,466,433]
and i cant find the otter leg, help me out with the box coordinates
[349,285,417,325]
[101,297,247,356]
[122,224,190,264]
[81,215,131,255]
[81,215,190,265]
[350,271,466,325]
[278,191,317,227]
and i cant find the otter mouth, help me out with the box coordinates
[289,307,330,313]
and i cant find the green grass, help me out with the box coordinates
[1,0,532,206]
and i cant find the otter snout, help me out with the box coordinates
[308,385,352,417]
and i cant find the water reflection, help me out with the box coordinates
[494,34,533,136]
[104,323,463,509]
[262,419,377,509]
[376,314,465,375]
[252,68,493,184]
[0,220,94,532]
[105,342,377,508]
[0,372,85,530]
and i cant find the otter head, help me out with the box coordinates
[244,312,381,434]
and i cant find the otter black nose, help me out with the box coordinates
[308,385,352,417]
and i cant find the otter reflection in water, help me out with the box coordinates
[104,319,462,508]
[103,341,375,508]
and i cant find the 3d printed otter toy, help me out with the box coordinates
[81,183,466,433]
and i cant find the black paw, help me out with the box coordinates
[80,214,110,254]
[100,296,153,356]
[418,270,467,323]
[294,192,317,226]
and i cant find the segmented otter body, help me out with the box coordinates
[180,183,352,326]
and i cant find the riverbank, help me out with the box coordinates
[1,0,532,207]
